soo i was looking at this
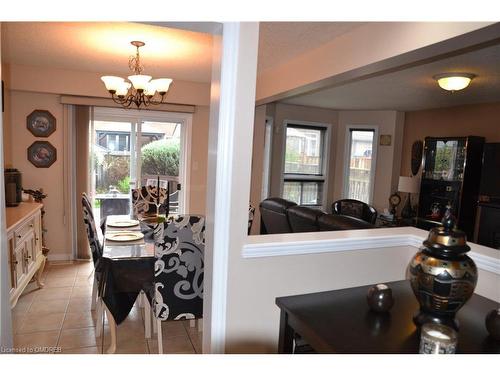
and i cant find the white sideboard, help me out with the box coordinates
[6,202,46,307]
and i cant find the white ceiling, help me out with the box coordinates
[257,22,365,73]
[1,22,214,83]
[1,22,366,84]
[281,43,500,111]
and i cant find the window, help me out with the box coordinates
[344,128,376,203]
[282,123,327,206]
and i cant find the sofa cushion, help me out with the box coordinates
[287,206,325,233]
[259,198,297,234]
[318,214,375,231]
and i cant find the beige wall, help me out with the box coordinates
[334,111,405,212]
[2,64,211,259]
[259,103,405,213]
[269,103,339,208]
[7,91,70,258]
[189,105,210,215]
[226,245,414,353]
[401,101,500,176]
[249,105,267,235]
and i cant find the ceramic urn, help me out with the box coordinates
[408,212,477,330]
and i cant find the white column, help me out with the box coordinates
[203,22,259,354]
[0,23,14,349]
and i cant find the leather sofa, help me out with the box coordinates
[259,197,375,234]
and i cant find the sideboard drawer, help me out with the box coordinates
[14,218,35,246]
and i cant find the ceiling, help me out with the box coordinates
[1,22,214,83]
[281,42,500,111]
[1,22,366,84]
[257,22,365,73]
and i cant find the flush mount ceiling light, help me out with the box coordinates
[433,73,476,92]
[101,41,172,109]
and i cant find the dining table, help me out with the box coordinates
[98,214,156,354]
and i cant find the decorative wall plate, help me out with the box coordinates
[27,141,57,168]
[27,110,56,137]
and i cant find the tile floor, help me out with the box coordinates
[11,261,202,354]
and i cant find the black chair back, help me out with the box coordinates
[331,199,378,224]
[132,185,169,217]
[153,215,204,321]
[81,194,103,265]
[248,204,256,235]
[259,198,297,234]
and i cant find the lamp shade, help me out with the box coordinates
[151,78,173,94]
[101,76,125,92]
[398,176,419,194]
[115,82,131,97]
[144,81,157,97]
[128,74,152,90]
[434,73,475,91]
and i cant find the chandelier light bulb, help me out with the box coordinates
[115,82,131,97]
[151,78,173,95]
[100,41,173,108]
[101,76,125,92]
[434,73,475,92]
[128,74,152,91]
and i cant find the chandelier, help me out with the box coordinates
[101,41,173,109]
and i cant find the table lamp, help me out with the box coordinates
[398,176,419,219]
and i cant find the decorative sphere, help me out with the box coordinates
[485,309,500,341]
[367,284,394,313]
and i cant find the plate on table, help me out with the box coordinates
[105,231,144,242]
[107,219,140,228]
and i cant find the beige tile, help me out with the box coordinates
[58,327,101,350]
[99,341,149,354]
[60,346,101,354]
[12,314,26,334]
[44,277,76,288]
[63,311,97,329]
[18,312,65,334]
[13,330,60,351]
[33,287,73,301]
[74,276,94,287]
[71,286,93,299]
[29,299,68,314]
[12,299,32,316]
[67,298,92,313]
[103,322,147,346]
[147,334,195,354]
[183,319,202,337]
[191,333,203,354]
[161,320,189,338]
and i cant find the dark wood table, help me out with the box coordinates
[276,280,500,354]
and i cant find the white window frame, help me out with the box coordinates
[261,116,273,201]
[91,106,192,213]
[280,120,331,209]
[342,125,379,205]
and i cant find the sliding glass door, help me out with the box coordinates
[89,107,188,221]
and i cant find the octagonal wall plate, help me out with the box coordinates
[26,109,56,137]
[27,141,57,168]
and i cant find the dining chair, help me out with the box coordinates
[131,185,169,218]
[149,214,205,353]
[81,193,103,312]
[331,199,378,224]
[248,203,255,235]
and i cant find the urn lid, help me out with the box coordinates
[423,208,470,256]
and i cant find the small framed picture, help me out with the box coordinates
[27,141,57,168]
[27,110,56,137]
[380,134,392,146]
